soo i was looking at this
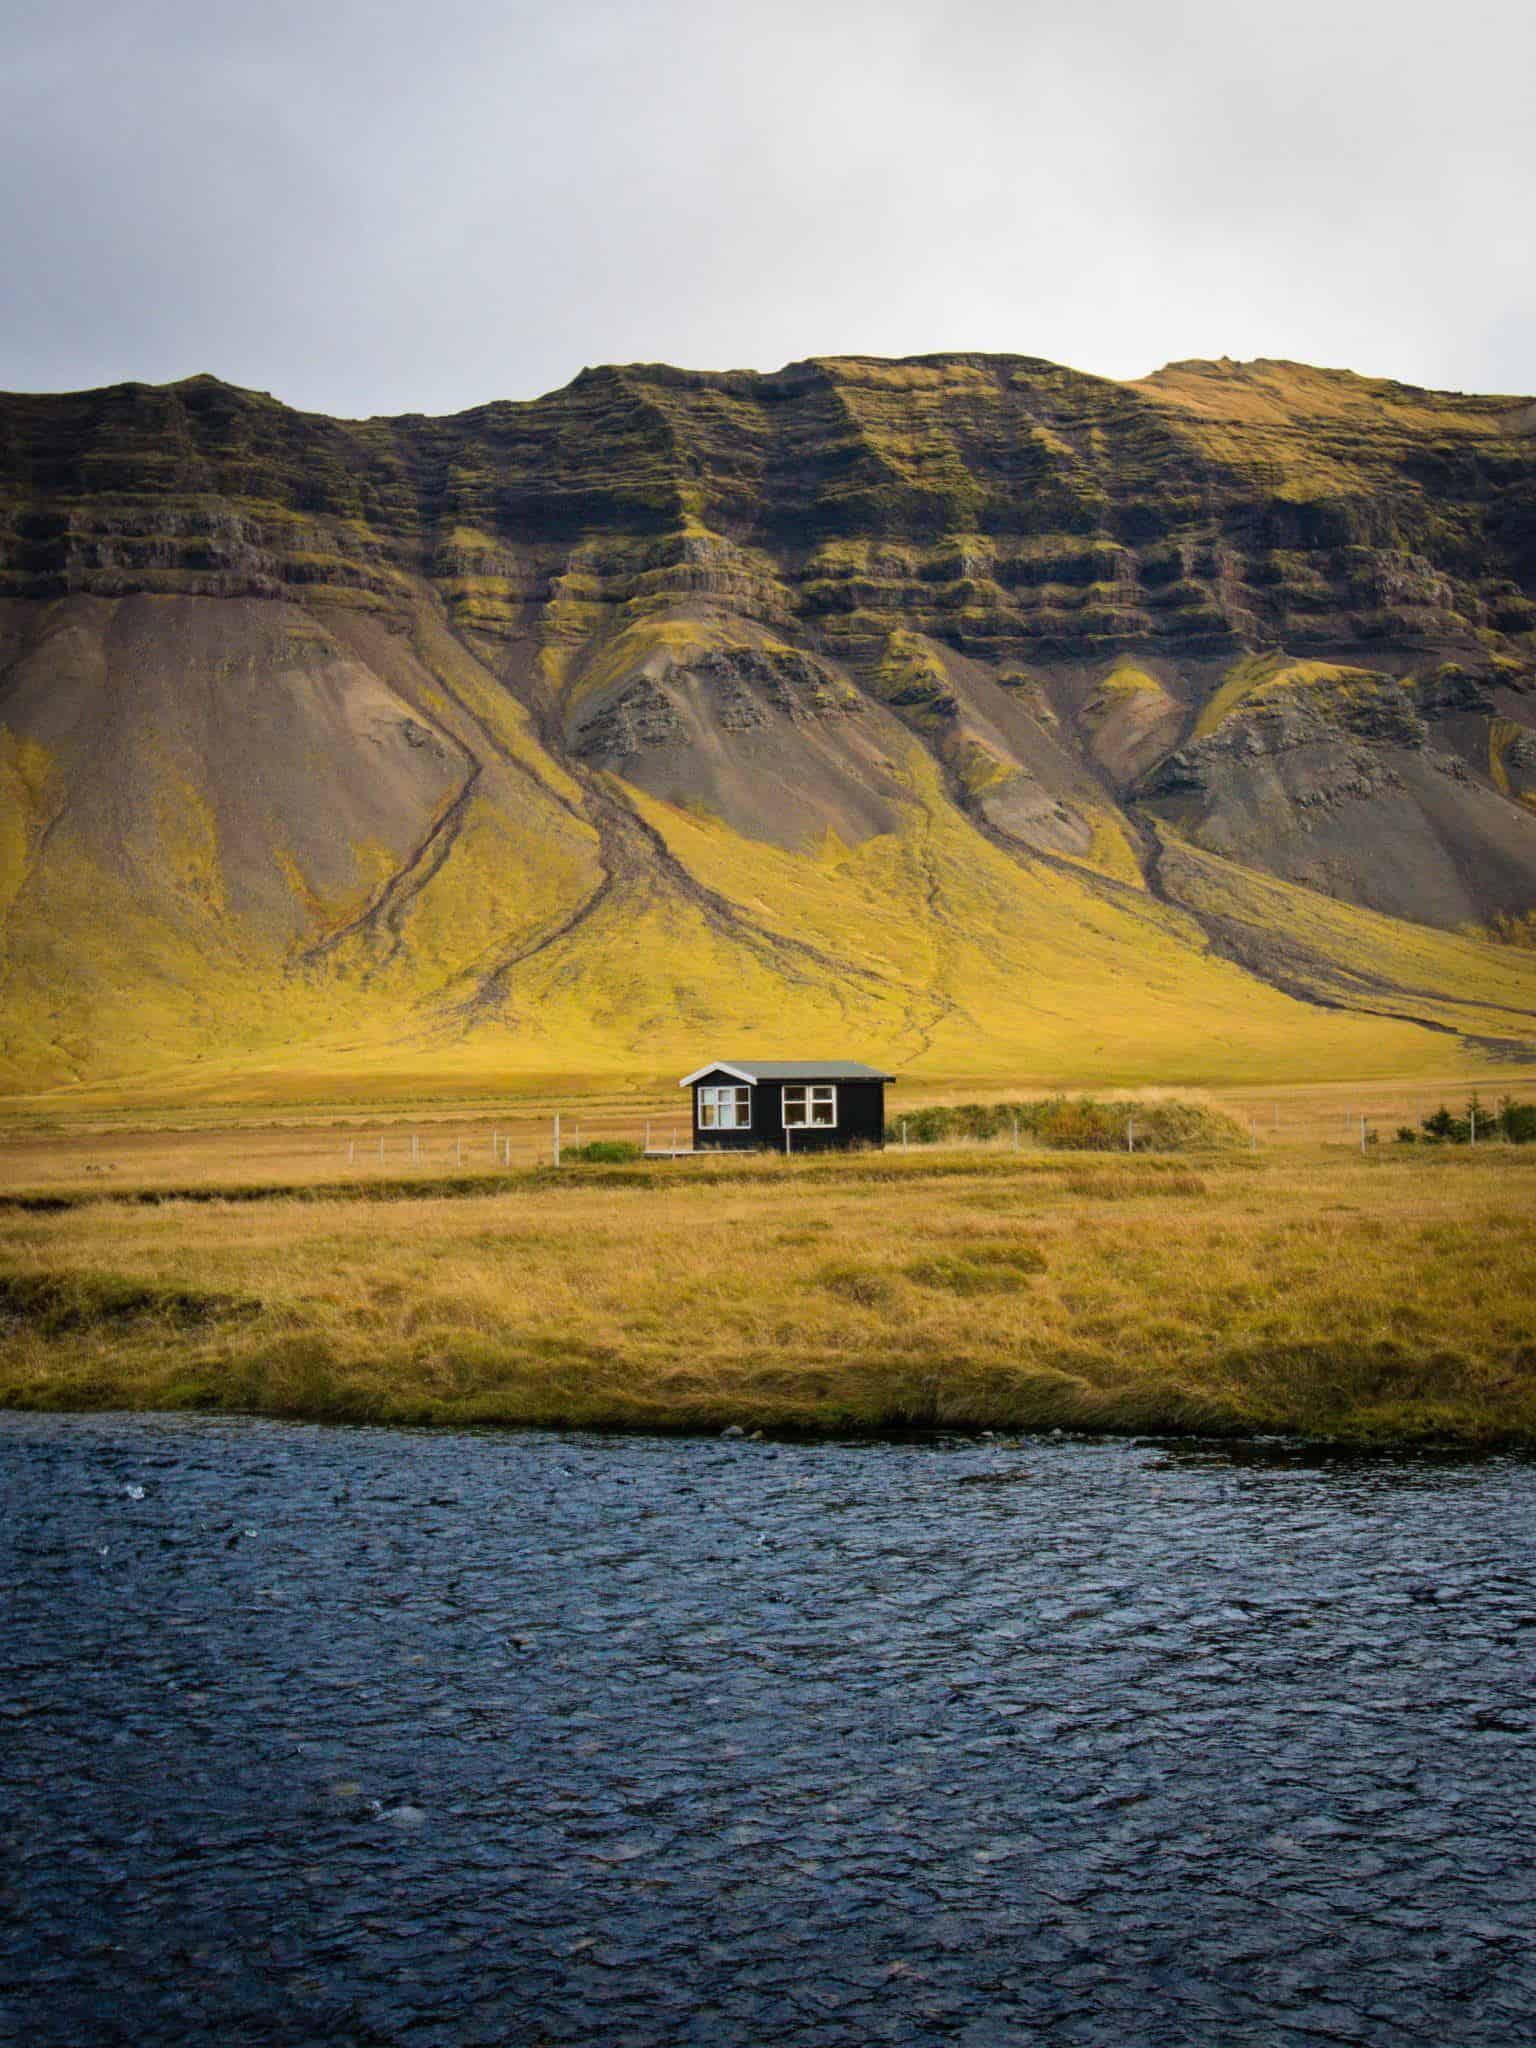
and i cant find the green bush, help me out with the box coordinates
[884,1095,1243,1152]
[563,1140,644,1164]
[1420,1105,1471,1144]
[1413,1095,1535,1145]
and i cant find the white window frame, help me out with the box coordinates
[782,1083,837,1129]
[697,1084,751,1130]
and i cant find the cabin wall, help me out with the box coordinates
[690,1073,887,1151]
[831,1082,887,1149]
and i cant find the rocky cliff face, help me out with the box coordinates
[2,354,1534,1091]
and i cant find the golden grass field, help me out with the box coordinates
[3,1076,1534,1446]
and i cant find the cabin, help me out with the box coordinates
[679,1059,895,1153]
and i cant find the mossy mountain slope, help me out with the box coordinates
[2,354,1535,1095]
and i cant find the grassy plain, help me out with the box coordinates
[1,1069,1529,1189]
[3,1122,1534,1446]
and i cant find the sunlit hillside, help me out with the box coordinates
[2,353,1534,1104]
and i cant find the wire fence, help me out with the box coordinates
[0,1106,693,1192]
[1221,1084,1535,1151]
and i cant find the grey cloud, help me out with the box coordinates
[1,0,1531,412]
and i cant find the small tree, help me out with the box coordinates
[1420,1105,1470,1144]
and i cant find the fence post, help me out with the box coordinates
[1126,1117,1134,1154]
[1470,1105,1477,1146]
[1012,1114,1019,1152]
[786,1126,793,1158]
[1360,1114,1367,1154]
[645,1119,651,1154]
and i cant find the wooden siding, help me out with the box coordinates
[690,1070,887,1151]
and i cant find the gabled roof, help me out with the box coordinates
[679,1059,897,1087]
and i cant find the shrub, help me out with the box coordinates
[1420,1106,1469,1144]
[563,1141,643,1164]
[1414,1096,1535,1144]
[884,1095,1243,1152]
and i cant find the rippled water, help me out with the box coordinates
[4,1416,1536,2045]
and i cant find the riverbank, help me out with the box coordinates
[2,1142,1534,1444]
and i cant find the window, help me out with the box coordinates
[783,1084,836,1128]
[698,1084,751,1130]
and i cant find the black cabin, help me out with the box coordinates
[680,1059,894,1153]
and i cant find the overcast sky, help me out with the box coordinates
[3,0,1532,416]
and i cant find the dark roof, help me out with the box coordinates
[679,1059,896,1086]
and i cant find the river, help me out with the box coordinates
[3,1415,1535,2045]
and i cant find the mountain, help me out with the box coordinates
[2,352,1535,1098]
